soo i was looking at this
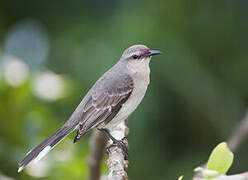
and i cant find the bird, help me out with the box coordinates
[18,44,161,172]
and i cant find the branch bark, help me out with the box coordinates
[88,129,108,180]
[88,121,129,180]
[106,121,129,180]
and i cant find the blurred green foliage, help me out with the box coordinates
[0,0,248,179]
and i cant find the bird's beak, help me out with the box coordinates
[149,50,162,56]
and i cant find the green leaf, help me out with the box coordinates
[206,142,234,176]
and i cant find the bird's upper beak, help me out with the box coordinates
[148,50,162,56]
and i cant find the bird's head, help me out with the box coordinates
[120,45,161,63]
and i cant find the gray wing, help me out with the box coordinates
[73,73,134,143]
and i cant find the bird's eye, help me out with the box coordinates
[132,55,139,59]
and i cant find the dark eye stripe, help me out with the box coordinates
[132,55,139,59]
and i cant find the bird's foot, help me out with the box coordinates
[106,137,128,160]
[97,128,128,160]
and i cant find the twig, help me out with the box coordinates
[227,110,248,152]
[88,129,108,180]
[88,121,129,180]
[193,110,248,179]
[106,121,129,180]
[193,172,248,180]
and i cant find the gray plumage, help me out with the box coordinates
[18,44,161,172]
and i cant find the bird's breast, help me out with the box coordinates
[105,63,150,129]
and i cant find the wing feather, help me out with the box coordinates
[73,74,134,142]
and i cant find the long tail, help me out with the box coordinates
[18,125,77,172]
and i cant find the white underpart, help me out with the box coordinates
[33,146,51,163]
[105,57,151,132]
[109,121,126,141]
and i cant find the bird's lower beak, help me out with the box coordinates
[149,50,162,56]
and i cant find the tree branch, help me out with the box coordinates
[88,129,108,180]
[227,110,248,152]
[88,121,129,180]
[106,121,129,180]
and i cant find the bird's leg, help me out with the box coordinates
[97,128,128,160]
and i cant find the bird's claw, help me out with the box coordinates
[106,137,128,160]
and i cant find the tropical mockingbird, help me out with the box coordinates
[18,44,161,172]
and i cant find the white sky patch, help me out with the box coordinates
[32,71,65,101]
[2,55,29,87]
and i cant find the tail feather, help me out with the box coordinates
[18,125,76,172]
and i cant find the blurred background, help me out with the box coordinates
[0,0,248,179]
